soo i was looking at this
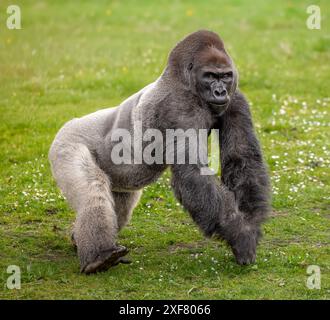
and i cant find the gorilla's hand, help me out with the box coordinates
[230,225,259,265]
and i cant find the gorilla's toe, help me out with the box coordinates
[115,257,132,265]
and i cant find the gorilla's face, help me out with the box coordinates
[196,66,234,114]
[192,47,237,115]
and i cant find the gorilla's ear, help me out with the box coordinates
[181,61,195,90]
[185,61,199,92]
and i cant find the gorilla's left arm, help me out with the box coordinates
[170,160,261,264]
[216,90,270,225]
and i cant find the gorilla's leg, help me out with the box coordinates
[49,143,128,274]
[113,191,142,231]
[171,164,258,265]
[108,191,142,265]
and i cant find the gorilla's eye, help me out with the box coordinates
[222,72,233,79]
[203,72,217,80]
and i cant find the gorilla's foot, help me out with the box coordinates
[230,227,258,266]
[81,245,129,274]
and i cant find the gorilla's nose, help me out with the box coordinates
[213,88,228,104]
[214,88,227,98]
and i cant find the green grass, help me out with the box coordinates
[0,0,329,299]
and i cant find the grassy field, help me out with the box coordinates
[0,0,329,299]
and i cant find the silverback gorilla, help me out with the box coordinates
[49,30,270,274]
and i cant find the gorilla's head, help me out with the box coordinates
[168,30,238,115]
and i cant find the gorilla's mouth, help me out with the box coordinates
[209,102,228,109]
[210,102,227,107]
[208,96,229,108]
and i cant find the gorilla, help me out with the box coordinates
[49,30,270,274]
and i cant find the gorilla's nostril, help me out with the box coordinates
[214,89,227,98]
[220,89,227,96]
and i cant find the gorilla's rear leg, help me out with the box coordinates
[49,143,128,274]
[109,191,142,265]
